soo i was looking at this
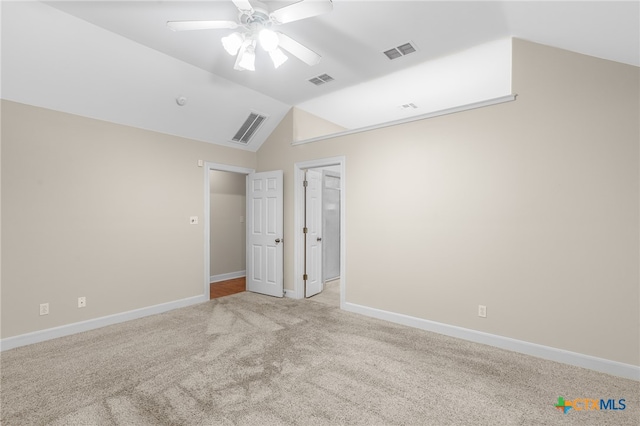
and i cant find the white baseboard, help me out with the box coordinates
[343,302,639,381]
[284,289,300,299]
[210,271,246,283]
[0,295,209,352]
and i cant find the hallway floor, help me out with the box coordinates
[210,277,245,299]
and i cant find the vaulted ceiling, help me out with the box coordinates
[3,1,639,151]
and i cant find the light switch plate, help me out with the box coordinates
[190,216,198,225]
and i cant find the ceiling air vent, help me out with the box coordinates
[383,42,417,60]
[232,112,267,144]
[398,103,418,110]
[308,73,335,86]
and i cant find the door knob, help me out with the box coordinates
[317,237,322,242]
[275,238,282,244]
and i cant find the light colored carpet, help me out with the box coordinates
[306,279,340,307]
[1,291,638,425]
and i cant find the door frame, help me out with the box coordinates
[293,156,346,308]
[203,162,255,298]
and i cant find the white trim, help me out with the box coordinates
[292,165,306,300]
[343,302,639,381]
[293,157,346,307]
[284,289,297,299]
[0,295,208,352]
[292,95,517,146]
[210,271,246,283]
[203,162,255,299]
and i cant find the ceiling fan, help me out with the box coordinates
[167,0,333,71]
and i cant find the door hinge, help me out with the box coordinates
[303,227,308,234]
[303,274,308,281]
[303,180,308,187]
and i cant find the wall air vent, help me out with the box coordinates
[231,112,267,144]
[308,73,335,86]
[384,42,417,60]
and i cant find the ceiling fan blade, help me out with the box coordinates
[270,0,333,24]
[232,0,254,13]
[167,20,238,31]
[276,32,321,66]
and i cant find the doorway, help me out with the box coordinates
[203,163,254,299]
[303,166,341,299]
[209,169,247,299]
[204,163,284,300]
[294,157,346,308]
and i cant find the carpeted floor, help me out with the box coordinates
[306,279,340,307]
[1,291,638,425]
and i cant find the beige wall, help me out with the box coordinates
[256,40,639,366]
[1,101,256,338]
[209,170,246,277]
[292,107,347,142]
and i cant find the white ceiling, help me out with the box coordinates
[6,1,640,150]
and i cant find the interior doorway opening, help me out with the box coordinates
[303,166,341,299]
[203,162,254,299]
[294,157,346,308]
[209,170,246,283]
[208,169,247,299]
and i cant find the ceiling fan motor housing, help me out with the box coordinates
[241,10,270,25]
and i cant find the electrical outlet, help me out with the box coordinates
[190,216,198,225]
[478,305,487,318]
[78,297,86,308]
[40,303,49,316]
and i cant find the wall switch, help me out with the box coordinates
[190,216,198,225]
[40,303,49,316]
[78,297,86,308]
[478,305,487,318]
[197,160,204,167]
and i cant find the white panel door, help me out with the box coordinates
[305,169,323,297]
[246,170,283,297]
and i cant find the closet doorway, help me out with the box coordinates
[303,166,341,298]
[294,157,346,307]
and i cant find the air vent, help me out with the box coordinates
[398,103,418,110]
[308,73,335,86]
[232,112,267,144]
[384,42,417,60]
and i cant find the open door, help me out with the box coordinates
[304,169,323,297]
[246,170,284,297]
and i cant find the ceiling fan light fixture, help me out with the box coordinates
[235,41,256,71]
[269,48,288,68]
[169,0,334,71]
[222,32,244,55]
[258,29,279,52]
